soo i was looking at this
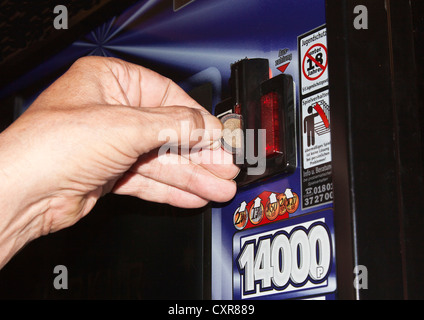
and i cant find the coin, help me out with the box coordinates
[265,199,280,221]
[234,208,248,230]
[220,113,243,155]
[249,203,264,225]
[286,193,299,213]
[277,193,288,215]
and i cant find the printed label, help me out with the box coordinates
[233,210,336,300]
[302,90,331,169]
[298,25,332,210]
[299,26,328,96]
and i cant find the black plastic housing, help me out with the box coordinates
[215,58,296,187]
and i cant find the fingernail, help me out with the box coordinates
[205,139,221,150]
[197,112,223,150]
[232,167,241,180]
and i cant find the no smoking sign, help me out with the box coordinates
[298,26,328,95]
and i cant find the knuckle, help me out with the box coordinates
[180,107,204,133]
[177,106,202,124]
[72,56,100,67]
[71,56,118,72]
[166,106,196,124]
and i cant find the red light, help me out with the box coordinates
[261,92,281,157]
[234,103,241,115]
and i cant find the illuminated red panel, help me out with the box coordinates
[261,92,281,157]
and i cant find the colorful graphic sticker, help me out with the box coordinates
[232,189,299,231]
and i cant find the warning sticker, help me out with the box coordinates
[299,26,328,96]
[301,90,331,170]
[298,25,332,210]
[301,89,332,209]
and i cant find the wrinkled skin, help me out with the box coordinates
[0,57,239,269]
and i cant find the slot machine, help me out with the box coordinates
[0,0,423,300]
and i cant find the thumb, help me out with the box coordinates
[115,105,223,156]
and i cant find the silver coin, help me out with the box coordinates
[220,113,243,155]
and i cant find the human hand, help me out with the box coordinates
[0,56,238,268]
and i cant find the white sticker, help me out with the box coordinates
[236,218,331,299]
[302,90,331,169]
[299,27,328,95]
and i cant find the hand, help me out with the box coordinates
[0,56,238,268]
